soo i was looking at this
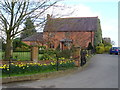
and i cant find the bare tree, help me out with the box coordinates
[111,40,115,46]
[0,0,58,60]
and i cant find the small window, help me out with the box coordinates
[64,42,70,47]
[49,44,54,48]
[49,32,55,37]
[65,32,70,38]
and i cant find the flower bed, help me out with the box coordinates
[1,60,75,77]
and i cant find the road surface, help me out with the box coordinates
[2,54,118,88]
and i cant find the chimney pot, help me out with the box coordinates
[47,14,51,19]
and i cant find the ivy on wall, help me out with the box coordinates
[94,19,102,47]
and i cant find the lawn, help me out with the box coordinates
[1,52,42,61]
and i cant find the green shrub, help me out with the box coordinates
[39,50,46,54]
[95,43,112,54]
[98,43,104,47]
[96,46,105,54]
[38,46,46,54]
[87,42,93,50]
[39,49,74,60]
[46,49,56,55]
[39,48,56,54]
[104,46,112,52]
[39,53,56,60]
[39,49,61,60]
[13,38,30,51]
[38,46,46,49]
[102,39,112,47]
[57,49,72,59]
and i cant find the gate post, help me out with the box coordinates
[31,46,38,63]
[74,46,81,67]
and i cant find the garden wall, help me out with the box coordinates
[2,58,91,84]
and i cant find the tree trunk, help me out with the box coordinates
[5,35,13,60]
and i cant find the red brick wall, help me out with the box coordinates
[70,32,94,48]
[43,31,94,49]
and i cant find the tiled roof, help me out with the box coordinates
[22,32,43,42]
[44,17,98,32]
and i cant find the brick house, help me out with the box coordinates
[22,32,44,46]
[43,14,98,50]
[22,14,99,50]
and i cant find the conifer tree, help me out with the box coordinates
[21,17,36,39]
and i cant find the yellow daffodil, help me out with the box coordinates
[40,64,43,66]
[3,64,6,67]
[43,64,47,66]
[34,63,37,65]
[30,63,33,65]
[23,67,25,69]
[0,67,3,69]
[60,61,63,63]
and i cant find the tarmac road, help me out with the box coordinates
[2,54,118,88]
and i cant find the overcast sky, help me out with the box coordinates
[51,0,118,46]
